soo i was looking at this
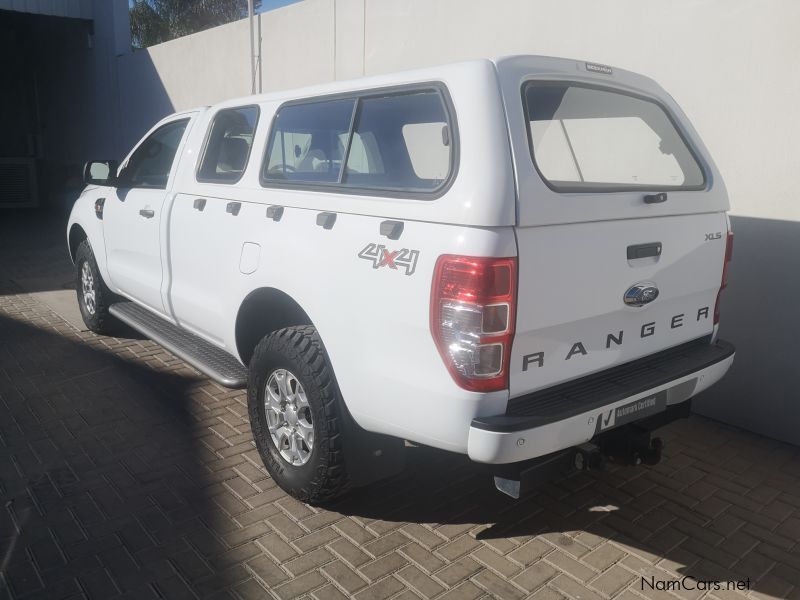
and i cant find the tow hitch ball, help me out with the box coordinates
[573,443,606,471]
[633,437,663,466]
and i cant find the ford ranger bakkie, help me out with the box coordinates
[68,56,735,503]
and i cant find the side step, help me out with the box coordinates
[109,302,248,388]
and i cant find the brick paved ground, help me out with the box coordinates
[1,210,800,600]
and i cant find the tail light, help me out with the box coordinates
[430,255,517,392]
[713,231,734,324]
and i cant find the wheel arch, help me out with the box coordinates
[235,287,315,366]
[68,223,88,263]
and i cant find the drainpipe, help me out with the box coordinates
[248,0,256,95]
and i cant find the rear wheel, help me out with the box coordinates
[75,239,116,335]
[247,325,349,504]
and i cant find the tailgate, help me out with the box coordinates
[494,57,731,398]
[511,213,727,396]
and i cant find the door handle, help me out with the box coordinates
[139,209,155,218]
[627,242,662,260]
[644,192,667,204]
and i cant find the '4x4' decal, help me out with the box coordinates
[358,243,419,276]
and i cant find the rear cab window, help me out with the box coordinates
[197,106,259,183]
[523,82,705,192]
[261,86,455,197]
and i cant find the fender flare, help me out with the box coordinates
[67,193,114,289]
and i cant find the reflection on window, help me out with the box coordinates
[525,83,704,191]
[118,119,189,189]
[402,122,449,181]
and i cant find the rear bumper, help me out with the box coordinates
[468,339,734,464]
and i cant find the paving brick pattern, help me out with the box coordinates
[1,212,800,600]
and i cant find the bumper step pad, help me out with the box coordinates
[475,338,735,432]
[109,302,248,388]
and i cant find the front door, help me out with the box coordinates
[103,118,190,315]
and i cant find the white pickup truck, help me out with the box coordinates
[68,56,735,503]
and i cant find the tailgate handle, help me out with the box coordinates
[644,192,668,204]
[627,242,662,260]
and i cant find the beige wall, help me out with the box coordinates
[127,0,800,223]
[116,0,800,443]
[361,0,800,223]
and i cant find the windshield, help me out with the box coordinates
[523,82,705,192]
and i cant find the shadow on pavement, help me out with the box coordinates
[0,313,233,598]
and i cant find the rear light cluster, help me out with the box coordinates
[713,231,734,325]
[430,255,517,392]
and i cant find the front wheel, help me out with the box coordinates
[247,326,349,504]
[74,239,116,335]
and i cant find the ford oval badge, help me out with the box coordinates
[624,282,659,307]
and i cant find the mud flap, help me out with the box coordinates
[338,400,406,487]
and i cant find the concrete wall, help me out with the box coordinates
[111,0,799,444]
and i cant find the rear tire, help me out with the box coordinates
[247,325,349,504]
[75,239,116,335]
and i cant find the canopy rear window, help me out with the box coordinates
[523,82,705,192]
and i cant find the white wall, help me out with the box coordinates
[113,0,800,444]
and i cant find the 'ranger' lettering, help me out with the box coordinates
[521,306,710,370]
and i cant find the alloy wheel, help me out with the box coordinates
[264,368,314,466]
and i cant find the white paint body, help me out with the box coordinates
[68,56,733,463]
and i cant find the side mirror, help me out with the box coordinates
[83,160,118,186]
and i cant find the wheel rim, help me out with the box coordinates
[264,369,314,466]
[80,261,96,315]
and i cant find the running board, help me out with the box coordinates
[109,302,248,388]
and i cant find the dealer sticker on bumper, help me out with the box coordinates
[596,391,667,433]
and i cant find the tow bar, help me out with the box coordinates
[492,401,689,499]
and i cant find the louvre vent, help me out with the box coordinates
[0,160,37,206]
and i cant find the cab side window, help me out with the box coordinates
[197,106,260,183]
[117,119,189,189]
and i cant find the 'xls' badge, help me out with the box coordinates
[358,243,419,276]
